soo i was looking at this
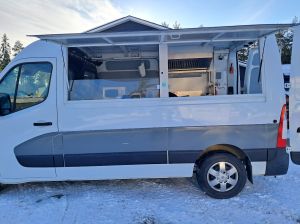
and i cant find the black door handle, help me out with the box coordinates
[33,122,53,126]
[297,127,300,133]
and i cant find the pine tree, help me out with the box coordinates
[0,34,11,71]
[274,16,299,64]
[12,40,24,57]
[276,30,293,64]
[237,47,248,62]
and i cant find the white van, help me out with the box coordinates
[0,20,299,199]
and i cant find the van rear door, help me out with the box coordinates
[290,25,300,165]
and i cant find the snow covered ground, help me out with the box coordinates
[0,163,299,224]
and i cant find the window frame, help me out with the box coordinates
[66,45,161,101]
[166,42,265,99]
[0,62,53,115]
[0,65,19,107]
[63,43,266,107]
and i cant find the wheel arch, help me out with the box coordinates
[195,144,253,183]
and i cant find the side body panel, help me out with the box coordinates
[55,35,284,180]
[290,25,300,164]
[14,124,278,167]
[0,32,286,183]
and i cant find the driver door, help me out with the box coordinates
[0,58,58,179]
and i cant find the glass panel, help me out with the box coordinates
[249,67,262,94]
[70,73,159,100]
[0,66,19,105]
[15,63,52,111]
[252,53,260,66]
[68,45,160,100]
[237,44,261,94]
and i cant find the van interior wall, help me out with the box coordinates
[67,41,262,101]
[166,43,262,97]
[168,45,213,97]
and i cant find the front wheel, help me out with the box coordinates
[196,153,247,199]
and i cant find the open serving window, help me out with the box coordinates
[67,45,160,100]
[31,23,293,100]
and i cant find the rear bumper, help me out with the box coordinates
[291,152,300,165]
[265,149,289,176]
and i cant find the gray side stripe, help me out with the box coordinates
[64,151,167,167]
[15,149,275,168]
[14,124,278,167]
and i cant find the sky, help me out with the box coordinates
[0,0,299,47]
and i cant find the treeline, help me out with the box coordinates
[238,16,298,64]
[238,19,297,64]
[0,34,24,71]
[276,28,294,64]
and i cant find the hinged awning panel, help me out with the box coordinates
[30,23,297,47]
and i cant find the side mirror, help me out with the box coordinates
[0,93,12,116]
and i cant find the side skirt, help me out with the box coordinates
[1,161,269,184]
[0,164,195,184]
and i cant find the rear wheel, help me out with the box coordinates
[196,153,247,199]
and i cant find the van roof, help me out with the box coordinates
[30,23,298,49]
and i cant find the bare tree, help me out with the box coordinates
[173,21,181,29]
[292,16,299,24]
[161,21,169,28]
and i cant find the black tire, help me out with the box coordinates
[196,153,247,199]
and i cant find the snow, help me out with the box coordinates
[0,163,299,224]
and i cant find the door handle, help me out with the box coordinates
[297,127,300,133]
[33,122,53,127]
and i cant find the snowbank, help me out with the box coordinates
[0,163,299,224]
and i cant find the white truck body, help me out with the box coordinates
[0,22,298,186]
